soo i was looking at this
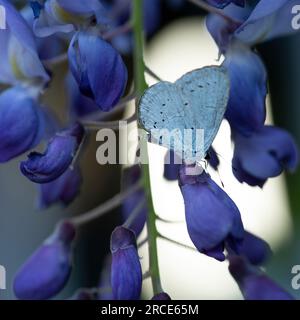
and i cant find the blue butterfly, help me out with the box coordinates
[138,66,230,164]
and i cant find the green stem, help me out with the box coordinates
[132,0,162,294]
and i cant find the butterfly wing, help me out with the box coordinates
[138,81,187,154]
[176,66,229,155]
[138,66,229,162]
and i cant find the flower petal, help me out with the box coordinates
[110,226,142,300]
[66,72,99,118]
[0,87,44,162]
[206,4,249,54]
[0,0,49,85]
[229,231,272,266]
[163,150,181,181]
[68,31,128,111]
[232,126,299,186]
[179,167,244,261]
[229,256,294,300]
[20,123,85,183]
[235,0,300,45]
[13,221,75,300]
[152,292,172,300]
[223,43,267,135]
[205,0,245,9]
[38,167,82,209]
[121,165,147,237]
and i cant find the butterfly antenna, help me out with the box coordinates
[145,65,163,82]
[216,167,225,188]
[213,150,238,172]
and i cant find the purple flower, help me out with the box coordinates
[21,5,66,61]
[232,126,298,187]
[206,4,248,54]
[31,0,108,37]
[234,0,300,46]
[66,72,99,118]
[231,231,272,266]
[163,150,181,181]
[0,0,49,85]
[13,220,76,300]
[122,165,147,237]
[179,167,244,261]
[0,86,45,163]
[38,167,82,209]
[205,0,244,9]
[151,292,171,300]
[207,1,299,49]
[223,43,267,136]
[110,226,142,300]
[20,123,85,183]
[98,255,113,300]
[206,147,220,170]
[229,256,294,300]
[68,31,128,111]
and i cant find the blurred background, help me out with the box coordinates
[1,0,300,300]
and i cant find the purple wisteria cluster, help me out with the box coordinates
[0,0,298,300]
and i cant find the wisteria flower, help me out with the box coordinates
[231,231,272,266]
[66,72,99,118]
[179,166,244,261]
[110,226,142,300]
[151,292,171,300]
[13,221,76,300]
[0,0,49,85]
[232,126,298,187]
[30,0,108,37]
[223,42,267,135]
[205,0,244,9]
[68,31,128,111]
[38,167,82,208]
[20,123,85,183]
[207,1,300,50]
[0,86,45,162]
[121,165,147,237]
[229,256,294,300]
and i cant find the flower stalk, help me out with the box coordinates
[132,0,163,295]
